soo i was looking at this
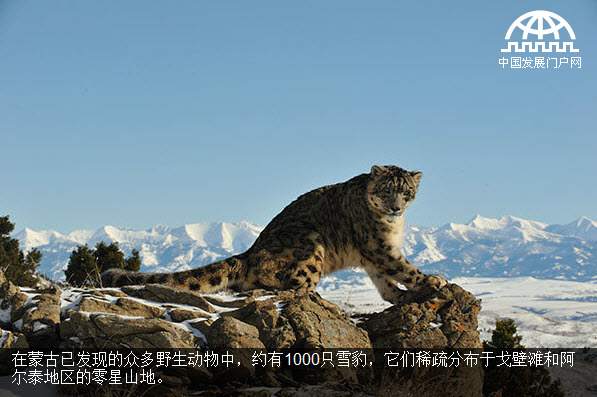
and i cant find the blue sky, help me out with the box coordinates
[1,0,595,233]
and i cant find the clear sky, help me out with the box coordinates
[1,0,595,233]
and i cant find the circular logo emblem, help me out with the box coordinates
[505,10,575,40]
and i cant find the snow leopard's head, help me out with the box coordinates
[367,165,422,222]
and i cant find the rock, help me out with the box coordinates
[122,284,215,313]
[283,293,371,349]
[59,317,76,342]
[78,296,165,318]
[0,329,28,348]
[168,308,211,322]
[20,287,61,344]
[116,297,165,317]
[0,278,19,302]
[78,297,121,313]
[187,364,213,384]
[8,292,28,322]
[190,318,214,337]
[279,292,374,385]
[220,291,370,350]
[101,289,129,298]
[224,299,280,329]
[62,312,196,348]
[361,283,481,349]
[207,317,264,349]
[360,283,484,397]
[435,284,483,348]
[0,329,28,375]
[204,295,254,308]
[206,317,264,380]
[223,298,296,348]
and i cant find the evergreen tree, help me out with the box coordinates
[125,249,141,272]
[94,241,125,271]
[0,216,14,236]
[65,245,97,287]
[483,318,523,349]
[483,318,565,397]
[0,215,41,287]
[65,241,143,286]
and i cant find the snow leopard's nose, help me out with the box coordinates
[390,205,401,213]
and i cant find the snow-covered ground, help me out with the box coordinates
[317,271,597,348]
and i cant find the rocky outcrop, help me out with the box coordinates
[62,311,197,349]
[355,284,484,397]
[0,270,483,396]
[361,283,482,349]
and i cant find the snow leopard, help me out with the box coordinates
[101,165,447,304]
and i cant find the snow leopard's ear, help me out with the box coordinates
[410,171,423,185]
[370,165,385,176]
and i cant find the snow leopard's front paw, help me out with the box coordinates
[422,274,448,290]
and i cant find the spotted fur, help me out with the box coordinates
[101,165,447,304]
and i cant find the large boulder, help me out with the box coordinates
[361,283,482,349]
[360,283,484,397]
[207,317,264,349]
[217,290,372,350]
[222,296,296,348]
[283,292,372,349]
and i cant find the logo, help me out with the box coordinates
[498,10,581,69]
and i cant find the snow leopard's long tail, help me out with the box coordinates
[100,255,247,293]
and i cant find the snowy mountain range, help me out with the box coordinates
[14,215,597,282]
[15,222,263,281]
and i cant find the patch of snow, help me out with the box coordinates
[0,330,10,347]
[171,320,208,344]
[60,290,84,316]
[79,312,145,320]
[0,305,11,324]
[202,293,246,302]
[274,300,286,315]
[32,322,48,332]
[255,294,277,301]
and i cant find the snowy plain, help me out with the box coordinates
[317,270,597,348]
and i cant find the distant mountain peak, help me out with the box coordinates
[466,214,504,229]
[575,216,596,228]
[545,216,597,242]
